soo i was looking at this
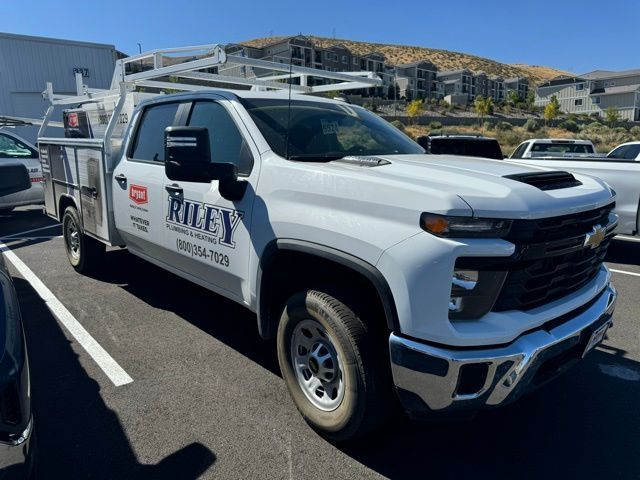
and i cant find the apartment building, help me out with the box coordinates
[436,69,474,102]
[504,77,529,101]
[535,69,640,121]
[396,60,439,100]
[223,35,538,106]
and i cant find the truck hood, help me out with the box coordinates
[328,154,615,219]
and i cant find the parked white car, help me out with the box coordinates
[607,141,640,161]
[0,130,44,213]
[511,139,598,159]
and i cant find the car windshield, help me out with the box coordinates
[240,98,424,160]
[531,143,594,154]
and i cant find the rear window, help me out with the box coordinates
[130,103,180,162]
[429,138,503,160]
[531,143,594,154]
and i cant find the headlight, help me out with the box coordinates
[449,268,507,320]
[421,213,512,238]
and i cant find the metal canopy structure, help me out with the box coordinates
[37,42,383,168]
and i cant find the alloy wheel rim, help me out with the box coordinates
[65,218,80,259]
[291,319,345,411]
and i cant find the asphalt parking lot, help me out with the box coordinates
[1,206,639,479]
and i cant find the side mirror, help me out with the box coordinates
[165,126,212,182]
[164,126,247,201]
[0,163,30,197]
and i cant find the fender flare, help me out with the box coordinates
[256,239,400,338]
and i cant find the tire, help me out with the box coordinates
[62,206,104,273]
[0,207,14,215]
[277,290,391,442]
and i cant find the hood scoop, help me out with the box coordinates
[335,156,391,167]
[503,171,582,191]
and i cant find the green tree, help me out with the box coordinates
[526,90,535,109]
[506,90,520,106]
[406,99,425,123]
[474,95,494,128]
[544,95,561,124]
[605,106,620,126]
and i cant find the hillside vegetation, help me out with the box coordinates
[243,36,569,83]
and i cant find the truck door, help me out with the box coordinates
[112,101,184,258]
[163,99,258,303]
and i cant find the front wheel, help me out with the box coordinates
[62,206,104,273]
[277,290,390,442]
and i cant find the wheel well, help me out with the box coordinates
[257,247,397,339]
[58,195,77,219]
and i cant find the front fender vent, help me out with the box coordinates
[504,171,582,191]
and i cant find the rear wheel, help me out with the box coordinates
[0,207,14,215]
[62,206,104,273]
[277,290,391,442]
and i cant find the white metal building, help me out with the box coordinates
[0,32,118,141]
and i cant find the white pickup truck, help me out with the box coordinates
[38,45,618,441]
[510,140,639,236]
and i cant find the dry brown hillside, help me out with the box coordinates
[243,36,568,84]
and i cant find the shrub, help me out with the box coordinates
[559,120,579,133]
[391,120,406,131]
[495,121,513,131]
[524,119,542,133]
[428,121,443,130]
[482,121,494,131]
[630,126,640,138]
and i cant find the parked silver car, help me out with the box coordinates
[0,131,44,214]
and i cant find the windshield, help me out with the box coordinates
[240,98,424,160]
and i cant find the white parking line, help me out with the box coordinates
[0,223,61,240]
[0,242,133,387]
[610,268,640,278]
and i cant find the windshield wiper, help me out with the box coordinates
[287,154,345,162]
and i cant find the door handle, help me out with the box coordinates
[165,184,183,195]
[81,186,98,199]
[114,173,127,183]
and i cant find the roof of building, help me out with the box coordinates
[591,84,640,96]
[0,31,115,50]
[582,68,640,80]
[504,77,528,83]
[396,60,436,69]
[437,69,469,76]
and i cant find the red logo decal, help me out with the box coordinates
[67,113,79,128]
[129,184,148,204]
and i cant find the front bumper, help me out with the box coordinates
[389,283,616,416]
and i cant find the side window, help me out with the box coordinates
[130,102,180,162]
[511,142,528,158]
[608,144,640,160]
[187,101,253,175]
[0,134,37,159]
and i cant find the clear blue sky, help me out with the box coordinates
[3,0,638,74]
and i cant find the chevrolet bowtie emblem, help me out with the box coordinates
[584,225,606,249]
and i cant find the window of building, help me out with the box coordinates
[576,83,584,91]
[342,55,347,64]
[131,102,180,162]
[326,52,331,60]
[353,58,358,65]
[333,54,338,61]
[574,99,583,106]
[187,101,253,175]
[592,96,601,105]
